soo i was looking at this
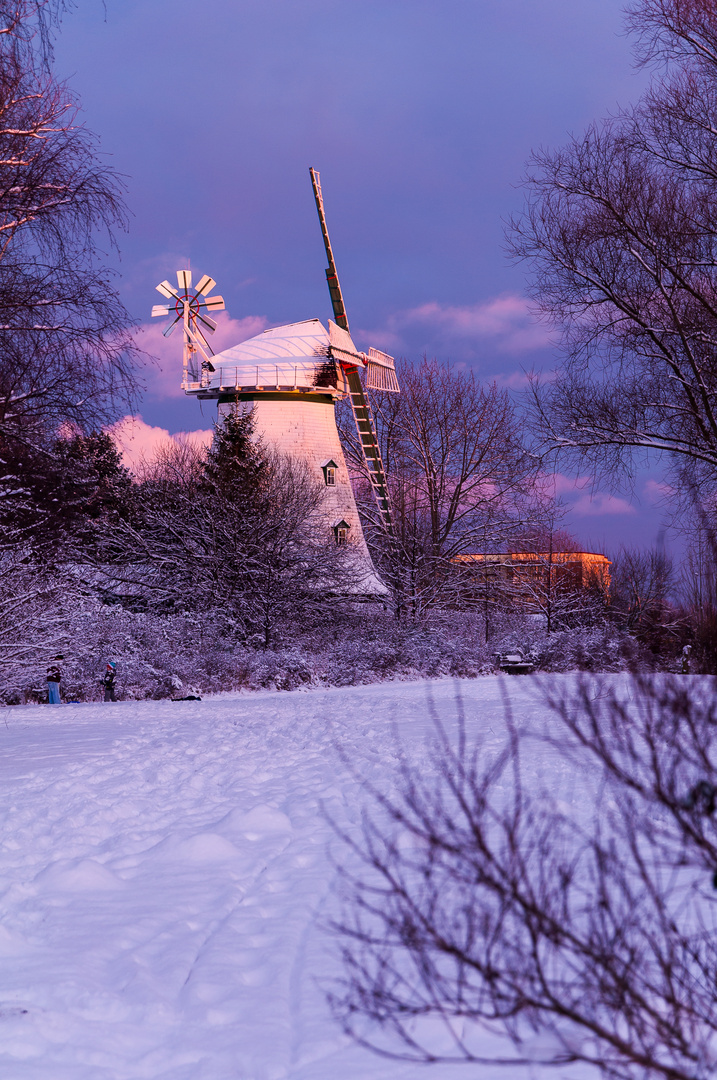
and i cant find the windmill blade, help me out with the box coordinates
[163,315,181,338]
[328,319,364,366]
[177,269,192,291]
[310,175,395,532]
[200,294,225,311]
[366,347,400,393]
[151,304,171,318]
[310,167,350,332]
[329,345,363,366]
[195,274,216,297]
[156,280,181,300]
[185,318,212,353]
[196,312,218,334]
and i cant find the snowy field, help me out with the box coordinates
[0,676,584,1080]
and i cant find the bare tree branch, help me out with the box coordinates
[328,675,717,1078]
[510,0,717,501]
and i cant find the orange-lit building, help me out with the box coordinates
[456,551,611,596]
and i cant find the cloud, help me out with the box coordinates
[643,478,675,504]
[108,415,212,474]
[550,473,591,497]
[491,369,537,389]
[135,311,268,400]
[533,472,591,499]
[571,493,636,517]
[361,294,550,357]
[535,472,636,517]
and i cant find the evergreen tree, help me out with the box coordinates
[0,430,133,553]
[55,432,133,522]
[201,410,267,504]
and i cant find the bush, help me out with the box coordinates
[1,601,647,706]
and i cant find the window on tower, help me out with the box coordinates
[321,459,338,486]
[333,520,350,545]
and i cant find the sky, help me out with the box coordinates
[51,0,673,555]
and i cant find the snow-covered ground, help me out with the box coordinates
[0,676,570,1080]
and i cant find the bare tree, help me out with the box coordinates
[329,675,717,1079]
[0,0,139,448]
[338,357,535,617]
[92,430,363,647]
[0,2,72,68]
[502,527,609,633]
[610,545,683,654]
[509,0,717,502]
[0,547,76,699]
[678,520,717,670]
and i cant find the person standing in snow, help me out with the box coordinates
[102,661,118,702]
[46,656,62,704]
[681,644,692,674]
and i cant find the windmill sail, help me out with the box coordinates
[152,270,225,390]
[365,348,400,393]
[327,320,363,366]
[310,168,349,332]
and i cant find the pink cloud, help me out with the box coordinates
[572,493,636,517]
[535,472,636,516]
[492,370,535,389]
[136,311,268,400]
[534,472,591,499]
[643,478,675,504]
[108,415,213,474]
[361,294,550,356]
[552,473,591,497]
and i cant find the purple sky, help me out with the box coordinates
[52,0,673,556]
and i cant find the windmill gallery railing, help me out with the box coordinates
[188,361,344,395]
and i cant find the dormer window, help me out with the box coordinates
[321,459,338,487]
[333,519,350,545]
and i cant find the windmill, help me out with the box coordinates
[151,270,225,390]
[149,171,399,592]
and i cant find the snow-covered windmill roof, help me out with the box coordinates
[217,319,329,362]
[188,319,348,397]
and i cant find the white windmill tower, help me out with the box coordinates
[151,169,399,592]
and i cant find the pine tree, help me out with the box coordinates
[56,432,133,520]
[201,410,267,504]
[0,431,134,554]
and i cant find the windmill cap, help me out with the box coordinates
[197,321,348,397]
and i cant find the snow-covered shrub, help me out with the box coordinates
[487,614,640,674]
[1,597,646,706]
